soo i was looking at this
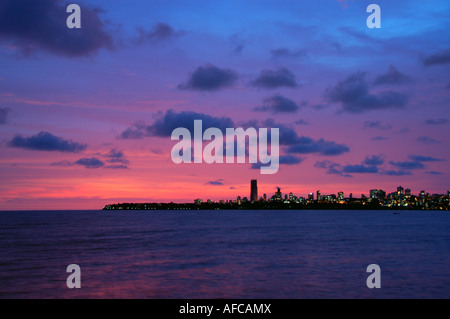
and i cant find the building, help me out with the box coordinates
[317,190,321,201]
[405,188,411,197]
[370,189,386,200]
[250,179,258,202]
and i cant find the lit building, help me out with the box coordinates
[338,192,344,200]
[405,188,411,197]
[317,190,321,201]
[370,189,386,200]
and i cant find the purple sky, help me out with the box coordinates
[0,0,449,210]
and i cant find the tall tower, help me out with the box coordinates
[251,180,258,202]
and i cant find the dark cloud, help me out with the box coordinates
[0,107,11,124]
[342,164,378,174]
[371,136,388,141]
[326,72,408,113]
[389,160,424,170]
[417,136,439,144]
[0,0,113,57]
[178,64,238,91]
[205,179,224,186]
[75,157,104,169]
[251,67,298,89]
[426,171,443,175]
[251,155,302,170]
[286,137,350,156]
[422,49,450,66]
[279,155,303,165]
[374,65,411,85]
[120,110,234,139]
[104,149,129,165]
[258,118,349,156]
[383,170,412,176]
[8,131,86,152]
[135,22,184,44]
[120,121,148,139]
[104,164,128,169]
[314,160,352,177]
[408,155,444,162]
[363,120,392,130]
[425,118,449,125]
[260,119,302,146]
[271,48,308,59]
[364,155,384,166]
[254,95,300,113]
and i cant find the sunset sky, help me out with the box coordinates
[0,0,449,210]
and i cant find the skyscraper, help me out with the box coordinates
[251,179,258,202]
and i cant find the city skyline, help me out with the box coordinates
[104,179,450,211]
[0,1,449,210]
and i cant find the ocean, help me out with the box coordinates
[0,210,448,299]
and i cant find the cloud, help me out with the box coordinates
[374,65,411,85]
[120,110,234,139]
[251,67,298,89]
[286,137,350,156]
[383,170,412,176]
[104,164,128,169]
[417,136,439,144]
[426,171,443,175]
[408,155,444,162]
[205,179,224,186]
[314,160,352,177]
[120,121,148,139]
[253,95,300,113]
[104,149,129,165]
[0,107,11,124]
[8,131,87,152]
[75,157,104,169]
[260,119,302,146]
[135,22,184,44]
[389,160,424,170]
[425,118,449,125]
[364,155,384,166]
[279,155,304,165]
[0,0,113,57]
[325,72,408,113]
[422,49,450,66]
[342,164,378,174]
[251,155,303,170]
[363,120,392,130]
[271,48,307,59]
[178,64,238,91]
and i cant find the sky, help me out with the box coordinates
[0,0,449,210]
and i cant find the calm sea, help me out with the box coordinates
[0,210,448,299]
